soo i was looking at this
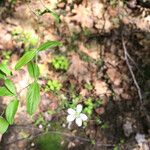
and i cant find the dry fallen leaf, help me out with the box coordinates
[79,42,100,60]
[107,68,122,86]
[68,54,91,83]
[93,80,110,96]
[95,107,105,115]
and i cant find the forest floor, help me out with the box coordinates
[0,0,150,150]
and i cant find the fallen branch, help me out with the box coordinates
[122,35,143,104]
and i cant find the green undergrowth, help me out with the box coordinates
[35,133,66,150]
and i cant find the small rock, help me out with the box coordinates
[123,120,133,137]
[135,133,149,150]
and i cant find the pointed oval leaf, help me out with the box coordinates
[26,82,40,115]
[5,79,16,95]
[27,62,40,79]
[0,71,5,79]
[15,50,37,70]
[37,41,62,52]
[0,117,9,134]
[0,63,12,76]
[5,99,19,125]
[0,87,14,96]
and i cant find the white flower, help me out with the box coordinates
[67,104,88,127]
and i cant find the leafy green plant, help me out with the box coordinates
[11,28,39,50]
[1,51,11,64]
[51,56,69,71]
[83,98,94,116]
[84,83,93,91]
[83,98,103,117]
[35,133,65,150]
[34,114,47,127]
[0,40,62,134]
[45,79,62,93]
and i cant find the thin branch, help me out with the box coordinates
[122,35,143,104]
[126,52,144,77]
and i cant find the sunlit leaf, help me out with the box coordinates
[37,41,62,52]
[5,99,19,125]
[0,117,9,134]
[0,87,14,96]
[0,63,12,76]
[26,82,40,115]
[27,62,40,79]
[15,50,37,70]
[4,79,16,95]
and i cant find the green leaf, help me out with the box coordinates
[26,82,40,115]
[5,99,19,124]
[0,87,14,96]
[37,41,62,52]
[0,63,12,76]
[27,62,40,79]
[0,71,5,79]
[15,50,37,70]
[4,79,16,95]
[0,117,9,134]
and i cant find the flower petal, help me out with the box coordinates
[75,117,82,127]
[67,108,76,115]
[80,113,88,121]
[76,104,82,113]
[67,115,75,122]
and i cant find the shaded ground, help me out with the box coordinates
[0,0,150,150]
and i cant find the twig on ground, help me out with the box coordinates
[126,52,144,77]
[122,35,143,104]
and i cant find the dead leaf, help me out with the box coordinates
[93,80,110,96]
[95,107,105,115]
[79,42,100,60]
[107,68,122,86]
[68,54,91,83]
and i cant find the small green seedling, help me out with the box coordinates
[84,83,93,91]
[34,114,47,127]
[11,28,38,50]
[0,40,61,134]
[45,80,62,92]
[52,56,69,71]
[83,98,94,117]
[1,51,11,64]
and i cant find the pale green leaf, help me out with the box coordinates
[0,117,9,134]
[37,41,62,52]
[0,87,14,96]
[0,63,12,76]
[5,79,16,95]
[6,99,19,124]
[26,82,40,115]
[15,50,37,70]
[27,62,40,79]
